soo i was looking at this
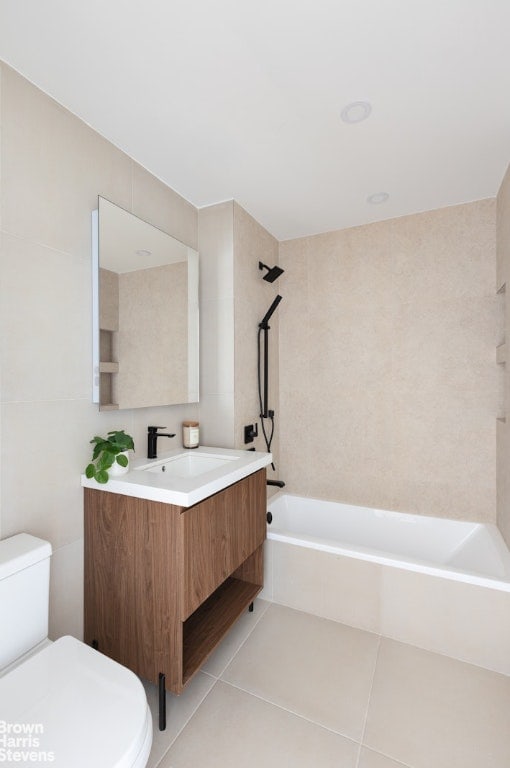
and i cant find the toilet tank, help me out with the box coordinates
[0,533,52,671]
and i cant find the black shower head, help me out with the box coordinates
[259,261,284,283]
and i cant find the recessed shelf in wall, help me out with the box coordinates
[497,344,507,365]
[99,362,119,373]
[98,403,119,411]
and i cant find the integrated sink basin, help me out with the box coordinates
[81,445,272,507]
[142,452,238,479]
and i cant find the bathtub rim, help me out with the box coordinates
[266,492,510,593]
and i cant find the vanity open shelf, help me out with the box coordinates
[182,572,260,685]
[84,467,266,700]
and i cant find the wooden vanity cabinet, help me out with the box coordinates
[84,468,266,694]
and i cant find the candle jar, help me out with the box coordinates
[182,421,199,449]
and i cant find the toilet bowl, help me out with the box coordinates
[0,533,152,767]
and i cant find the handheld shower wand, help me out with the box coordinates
[259,294,282,329]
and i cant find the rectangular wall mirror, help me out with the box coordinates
[92,196,199,410]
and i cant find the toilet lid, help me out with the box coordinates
[0,636,152,768]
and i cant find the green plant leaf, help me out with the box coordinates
[108,430,134,450]
[116,454,128,467]
[92,440,110,460]
[85,464,96,478]
[96,469,109,484]
[98,453,114,470]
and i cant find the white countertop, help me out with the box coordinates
[81,445,272,507]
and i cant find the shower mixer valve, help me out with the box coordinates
[244,423,258,444]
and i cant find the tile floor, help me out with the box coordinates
[143,600,510,768]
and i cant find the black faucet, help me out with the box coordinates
[147,426,176,459]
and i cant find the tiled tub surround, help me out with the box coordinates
[278,201,497,524]
[263,493,510,675]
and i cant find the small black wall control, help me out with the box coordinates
[244,423,258,444]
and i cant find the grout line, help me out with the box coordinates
[152,676,218,768]
[360,746,413,768]
[200,669,217,681]
[377,749,412,768]
[358,746,412,768]
[355,633,383,768]
[3,396,92,405]
[382,631,510,678]
[212,598,272,679]
[0,226,90,259]
[220,677,361,747]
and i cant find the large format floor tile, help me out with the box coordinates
[159,681,359,768]
[201,598,270,678]
[144,672,215,768]
[358,747,411,768]
[221,602,380,740]
[144,603,510,768]
[364,638,510,768]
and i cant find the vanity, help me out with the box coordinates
[82,446,271,719]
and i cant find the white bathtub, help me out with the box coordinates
[267,493,510,591]
[264,493,510,674]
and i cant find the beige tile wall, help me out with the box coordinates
[496,163,510,545]
[0,63,200,639]
[279,201,498,522]
[197,201,281,477]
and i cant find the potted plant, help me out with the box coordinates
[85,430,135,484]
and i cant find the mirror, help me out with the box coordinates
[92,197,199,410]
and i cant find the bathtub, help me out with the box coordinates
[264,493,510,674]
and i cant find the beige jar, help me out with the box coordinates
[182,421,199,449]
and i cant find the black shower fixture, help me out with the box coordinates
[259,295,282,329]
[259,261,284,283]
[257,292,284,483]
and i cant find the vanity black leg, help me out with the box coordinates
[248,602,254,613]
[158,673,166,731]
[91,639,98,650]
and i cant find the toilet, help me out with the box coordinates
[0,533,152,767]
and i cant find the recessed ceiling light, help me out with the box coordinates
[367,192,389,205]
[340,101,372,124]
[135,249,152,257]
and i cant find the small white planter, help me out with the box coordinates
[108,451,130,477]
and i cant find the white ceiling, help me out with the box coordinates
[1,0,510,241]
